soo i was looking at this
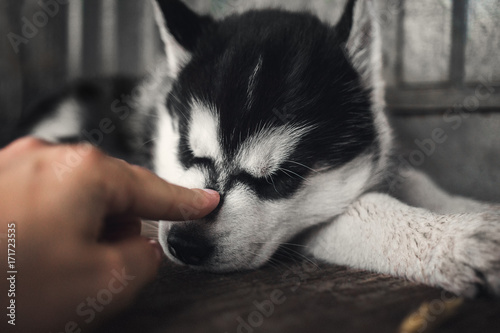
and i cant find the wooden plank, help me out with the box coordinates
[94,257,500,333]
[387,86,500,114]
[386,84,500,113]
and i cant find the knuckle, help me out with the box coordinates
[12,136,48,151]
[128,164,148,186]
[51,145,72,160]
[73,146,107,176]
[28,156,52,177]
[81,146,106,165]
[49,145,108,185]
[47,143,102,164]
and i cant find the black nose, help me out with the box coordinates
[167,227,214,266]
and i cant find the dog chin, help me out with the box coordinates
[160,241,275,273]
[164,255,267,273]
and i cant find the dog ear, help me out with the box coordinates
[335,0,357,44]
[152,0,215,77]
[341,0,383,92]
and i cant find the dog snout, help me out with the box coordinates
[167,225,214,266]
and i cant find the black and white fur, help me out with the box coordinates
[22,0,500,297]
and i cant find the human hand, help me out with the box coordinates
[0,138,220,332]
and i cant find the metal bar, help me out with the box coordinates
[100,0,118,75]
[140,1,159,74]
[387,85,500,111]
[118,0,157,75]
[394,0,406,86]
[17,0,69,111]
[82,0,102,77]
[82,0,118,76]
[0,0,24,145]
[449,0,469,87]
[67,0,83,78]
[118,0,140,75]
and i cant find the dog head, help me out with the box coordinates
[151,0,386,272]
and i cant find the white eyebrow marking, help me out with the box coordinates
[236,124,313,178]
[188,101,222,162]
[246,56,263,110]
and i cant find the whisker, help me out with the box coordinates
[279,247,319,269]
[139,136,159,148]
[279,168,307,181]
[268,175,281,195]
[284,160,318,173]
[251,241,308,248]
[168,93,190,122]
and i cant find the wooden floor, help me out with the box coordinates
[95,253,500,333]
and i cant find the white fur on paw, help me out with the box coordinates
[433,208,500,297]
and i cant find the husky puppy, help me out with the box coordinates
[23,0,499,297]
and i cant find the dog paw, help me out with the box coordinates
[435,209,500,297]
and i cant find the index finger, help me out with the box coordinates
[89,153,220,221]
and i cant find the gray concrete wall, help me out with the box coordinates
[391,113,500,203]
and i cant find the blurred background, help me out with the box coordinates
[0,0,499,201]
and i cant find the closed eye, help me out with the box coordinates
[231,162,310,200]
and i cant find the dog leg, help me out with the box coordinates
[305,192,500,297]
[388,168,492,214]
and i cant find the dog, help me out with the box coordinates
[20,0,500,297]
